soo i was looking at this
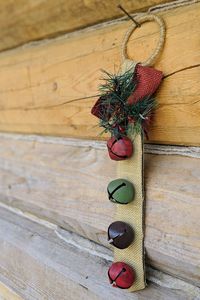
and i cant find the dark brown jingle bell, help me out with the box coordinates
[108,221,134,249]
[108,262,135,289]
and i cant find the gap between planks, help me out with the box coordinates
[0,132,199,158]
[0,0,197,55]
[0,0,174,53]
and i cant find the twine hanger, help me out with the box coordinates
[118,5,166,67]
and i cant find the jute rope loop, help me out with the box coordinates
[121,13,166,66]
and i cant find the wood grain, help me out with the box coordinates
[0,4,199,145]
[0,0,170,52]
[0,206,199,300]
[0,281,22,300]
[0,133,199,285]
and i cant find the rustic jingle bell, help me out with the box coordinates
[107,178,135,204]
[108,262,135,289]
[107,136,133,161]
[108,221,134,249]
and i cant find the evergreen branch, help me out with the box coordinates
[96,69,157,138]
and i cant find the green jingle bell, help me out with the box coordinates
[107,178,135,204]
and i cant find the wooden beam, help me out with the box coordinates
[0,0,170,52]
[0,206,199,300]
[0,133,199,285]
[0,4,199,145]
[0,281,22,300]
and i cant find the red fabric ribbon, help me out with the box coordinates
[127,64,163,104]
[91,64,163,121]
[91,96,113,121]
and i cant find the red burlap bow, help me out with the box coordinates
[127,64,163,104]
[91,64,163,120]
[91,96,113,121]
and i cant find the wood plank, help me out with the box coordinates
[0,133,199,285]
[0,206,199,300]
[0,281,22,300]
[0,0,170,52]
[0,4,199,145]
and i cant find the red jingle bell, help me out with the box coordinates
[108,262,135,289]
[107,136,133,161]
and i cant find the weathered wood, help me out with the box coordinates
[0,206,199,300]
[145,144,200,158]
[0,281,22,300]
[0,133,199,285]
[0,0,170,52]
[0,4,199,145]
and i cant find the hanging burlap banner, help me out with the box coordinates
[114,14,166,292]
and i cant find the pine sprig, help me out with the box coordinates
[96,69,157,138]
[99,69,137,103]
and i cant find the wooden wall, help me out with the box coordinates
[0,0,199,299]
[0,0,171,51]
